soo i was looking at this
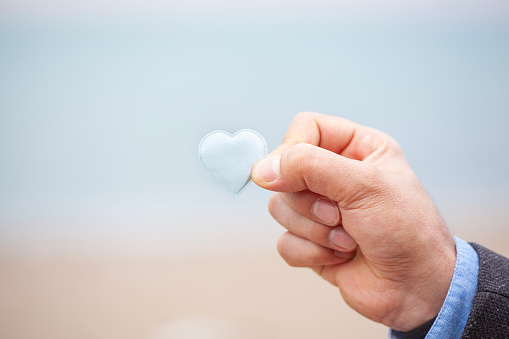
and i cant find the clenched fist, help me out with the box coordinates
[252,112,456,332]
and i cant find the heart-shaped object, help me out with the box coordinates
[199,129,267,197]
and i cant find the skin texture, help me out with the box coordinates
[251,112,457,332]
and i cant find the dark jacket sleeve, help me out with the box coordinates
[460,243,509,338]
[399,242,509,339]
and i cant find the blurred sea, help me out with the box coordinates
[1,22,508,237]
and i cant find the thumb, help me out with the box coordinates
[252,143,386,204]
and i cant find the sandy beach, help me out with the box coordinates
[0,208,508,339]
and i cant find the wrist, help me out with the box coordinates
[390,235,457,332]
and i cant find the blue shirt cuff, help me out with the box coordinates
[390,236,479,339]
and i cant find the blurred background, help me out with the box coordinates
[1,1,508,338]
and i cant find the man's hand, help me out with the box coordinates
[251,112,456,332]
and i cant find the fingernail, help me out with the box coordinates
[254,155,280,182]
[329,227,357,251]
[312,199,340,225]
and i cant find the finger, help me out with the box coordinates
[269,193,357,251]
[277,232,354,267]
[269,112,394,161]
[253,143,387,204]
[280,190,341,226]
[311,266,338,286]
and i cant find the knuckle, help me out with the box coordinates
[283,112,320,146]
[268,194,294,231]
[276,234,295,266]
[388,137,402,152]
[286,143,321,184]
[279,192,297,210]
[377,130,403,154]
[308,245,323,263]
[389,139,404,157]
[294,111,316,121]
[300,222,313,241]
[267,193,279,217]
[284,143,330,195]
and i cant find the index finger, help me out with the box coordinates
[270,112,386,161]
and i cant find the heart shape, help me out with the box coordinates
[199,129,267,197]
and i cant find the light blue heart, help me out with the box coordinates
[199,129,267,197]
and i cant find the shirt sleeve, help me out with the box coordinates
[389,236,479,339]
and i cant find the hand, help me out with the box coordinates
[252,112,456,331]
